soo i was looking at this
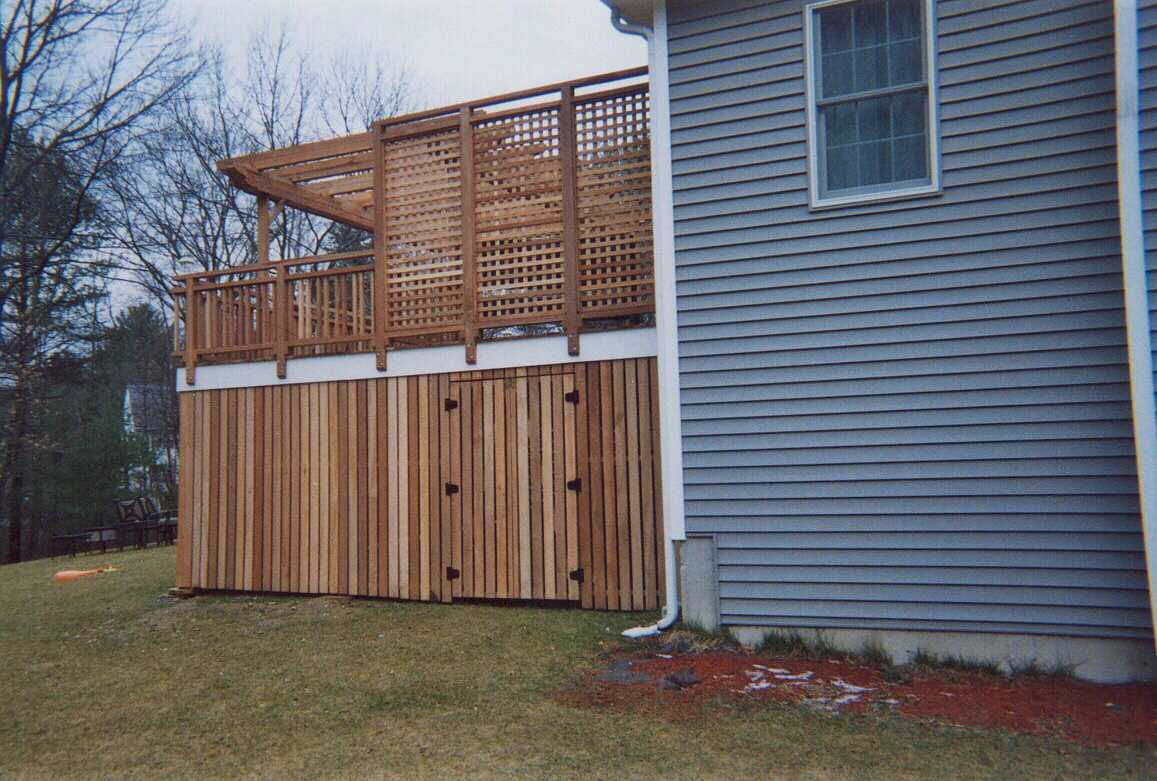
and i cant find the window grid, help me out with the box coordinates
[806,0,939,207]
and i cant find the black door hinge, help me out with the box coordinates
[569,568,584,583]
[444,398,458,412]
[446,567,460,581]
[445,482,460,496]
[566,478,582,492]
[564,389,580,403]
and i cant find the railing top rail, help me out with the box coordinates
[375,66,648,130]
[172,249,375,285]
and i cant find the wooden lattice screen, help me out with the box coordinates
[575,88,653,316]
[374,67,653,361]
[381,128,465,341]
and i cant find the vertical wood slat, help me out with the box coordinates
[367,381,379,596]
[558,86,581,356]
[376,379,389,598]
[177,358,662,610]
[177,394,194,589]
[407,376,420,600]
[459,107,479,364]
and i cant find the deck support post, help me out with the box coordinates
[459,106,479,364]
[559,85,581,356]
[373,124,390,370]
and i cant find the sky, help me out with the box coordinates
[169,0,647,112]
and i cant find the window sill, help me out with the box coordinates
[809,182,943,211]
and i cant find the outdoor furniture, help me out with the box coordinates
[139,497,178,544]
[109,496,177,548]
[114,499,152,548]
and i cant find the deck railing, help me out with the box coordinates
[173,68,653,382]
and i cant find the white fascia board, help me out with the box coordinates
[176,328,657,393]
[1113,0,1157,646]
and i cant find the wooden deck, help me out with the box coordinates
[172,68,653,382]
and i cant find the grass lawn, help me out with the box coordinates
[1,547,1152,780]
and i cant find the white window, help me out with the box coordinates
[804,0,940,208]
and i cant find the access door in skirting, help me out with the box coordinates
[446,367,581,602]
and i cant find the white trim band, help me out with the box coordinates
[176,327,658,392]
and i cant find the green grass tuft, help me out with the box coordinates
[858,639,892,668]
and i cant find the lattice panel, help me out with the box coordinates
[473,107,565,325]
[575,88,654,316]
[382,128,465,335]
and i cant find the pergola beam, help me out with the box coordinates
[218,162,375,232]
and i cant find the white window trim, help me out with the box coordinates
[803,0,942,209]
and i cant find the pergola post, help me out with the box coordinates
[373,124,390,370]
[459,106,478,364]
[258,196,289,379]
[559,85,581,356]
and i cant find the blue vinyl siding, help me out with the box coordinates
[668,0,1152,638]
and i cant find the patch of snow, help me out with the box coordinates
[752,664,791,674]
[774,671,813,681]
[832,678,873,693]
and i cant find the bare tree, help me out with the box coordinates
[0,0,198,562]
[93,27,415,544]
[106,25,415,305]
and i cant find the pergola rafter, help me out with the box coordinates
[217,131,376,232]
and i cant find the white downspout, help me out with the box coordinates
[602,0,686,639]
[1113,0,1157,650]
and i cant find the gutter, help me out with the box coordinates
[1113,0,1157,649]
[601,0,686,639]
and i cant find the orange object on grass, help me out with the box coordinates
[53,566,119,582]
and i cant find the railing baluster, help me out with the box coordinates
[459,106,478,364]
[559,85,581,356]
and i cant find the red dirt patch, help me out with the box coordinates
[566,651,1157,748]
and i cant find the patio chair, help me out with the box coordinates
[114,499,151,549]
[139,497,177,545]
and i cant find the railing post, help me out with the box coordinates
[258,196,288,378]
[274,273,289,379]
[559,85,581,356]
[459,106,478,364]
[373,123,390,370]
[183,282,197,385]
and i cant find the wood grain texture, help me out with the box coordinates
[176,358,662,610]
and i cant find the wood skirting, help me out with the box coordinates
[176,358,664,611]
